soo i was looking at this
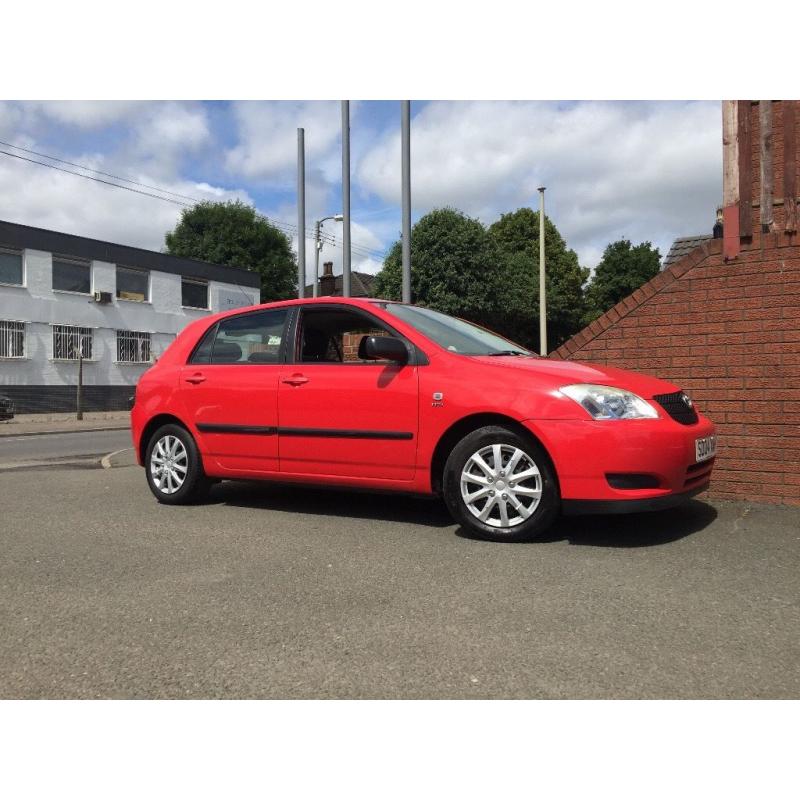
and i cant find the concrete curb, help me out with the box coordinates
[0,424,131,439]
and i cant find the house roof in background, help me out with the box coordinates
[662,234,713,270]
[303,271,377,298]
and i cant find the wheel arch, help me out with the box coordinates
[429,412,558,495]
[138,413,191,464]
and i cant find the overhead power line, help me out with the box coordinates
[0,142,387,262]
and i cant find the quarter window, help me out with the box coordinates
[182,278,208,309]
[0,248,23,286]
[116,330,151,363]
[0,320,25,358]
[53,324,93,360]
[53,257,91,294]
[117,267,149,302]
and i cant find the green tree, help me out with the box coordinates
[375,208,500,326]
[585,239,661,321]
[165,201,296,301]
[488,208,590,350]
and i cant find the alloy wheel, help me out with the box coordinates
[460,443,542,529]
[150,434,189,495]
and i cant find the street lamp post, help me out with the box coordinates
[538,186,547,356]
[313,214,344,297]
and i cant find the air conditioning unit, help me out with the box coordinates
[93,291,113,304]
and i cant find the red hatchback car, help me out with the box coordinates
[131,297,716,542]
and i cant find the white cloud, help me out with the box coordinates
[356,100,722,265]
[32,101,144,129]
[225,101,343,183]
[0,141,253,250]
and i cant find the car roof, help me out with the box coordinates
[207,296,399,323]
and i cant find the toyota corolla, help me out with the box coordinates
[131,297,716,542]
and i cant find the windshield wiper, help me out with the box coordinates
[486,349,528,357]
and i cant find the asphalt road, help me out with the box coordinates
[0,461,798,699]
[0,429,131,466]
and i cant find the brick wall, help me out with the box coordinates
[552,237,800,506]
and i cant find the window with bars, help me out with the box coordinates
[52,324,93,360]
[0,320,25,358]
[116,330,151,363]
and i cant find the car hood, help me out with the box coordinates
[469,355,679,398]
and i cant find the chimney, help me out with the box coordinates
[721,100,799,259]
[319,261,335,296]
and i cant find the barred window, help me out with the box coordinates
[53,324,93,360]
[116,330,151,363]
[0,320,25,358]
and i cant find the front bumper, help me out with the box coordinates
[522,414,716,511]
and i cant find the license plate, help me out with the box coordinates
[695,434,716,463]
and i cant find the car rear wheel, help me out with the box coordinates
[145,423,211,505]
[443,425,559,542]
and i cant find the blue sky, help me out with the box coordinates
[0,100,722,282]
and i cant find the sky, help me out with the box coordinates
[0,100,722,284]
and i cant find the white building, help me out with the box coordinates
[0,219,261,413]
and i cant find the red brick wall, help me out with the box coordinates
[552,237,800,506]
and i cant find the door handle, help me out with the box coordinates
[185,373,207,384]
[281,374,309,386]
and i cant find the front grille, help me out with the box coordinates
[653,391,698,425]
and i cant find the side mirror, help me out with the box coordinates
[361,335,409,364]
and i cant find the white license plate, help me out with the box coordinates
[695,434,717,463]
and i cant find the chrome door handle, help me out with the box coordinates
[281,374,309,386]
[185,373,207,384]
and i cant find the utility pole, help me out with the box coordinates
[313,220,321,298]
[401,100,412,303]
[341,101,351,297]
[538,186,547,356]
[297,128,306,299]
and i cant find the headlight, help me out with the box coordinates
[560,384,659,420]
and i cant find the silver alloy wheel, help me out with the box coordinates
[460,443,542,529]
[150,434,189,495]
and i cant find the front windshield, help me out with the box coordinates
[375,303,534,356]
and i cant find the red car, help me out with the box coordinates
[131,297,716,542]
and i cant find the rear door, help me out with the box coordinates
[277,304,419,481]
[180,307,289,473]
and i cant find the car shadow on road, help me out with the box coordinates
[211,481,718,546]
[211,480,454,528]
[524,499,718,548]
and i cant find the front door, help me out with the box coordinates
[180,307,288,473]
[277,305,419,481]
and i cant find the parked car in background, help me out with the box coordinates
[131,298,716,542]
[0,394,14,421]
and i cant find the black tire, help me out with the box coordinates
[144,423,211,505]
[442,425,559,542]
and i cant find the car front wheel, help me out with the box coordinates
[145,423,211,505]
[443,425,559,542]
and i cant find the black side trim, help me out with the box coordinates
[195,424,413,440]
[279,427,413,440]
[562,483,709,516]
[197,423,277,435]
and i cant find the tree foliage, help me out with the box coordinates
[165,201,296,301]
[585,239,661,321]
[488,208,589,350]
[375,208,500,326]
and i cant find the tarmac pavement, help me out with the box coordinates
[0,459,798,699]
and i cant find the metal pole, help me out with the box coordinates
[341,100,351,297]
[538,187,547,356]
[76,346,83,421]
[401,101,412,303]
[297,128,306,299]
[313,220,321,298]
